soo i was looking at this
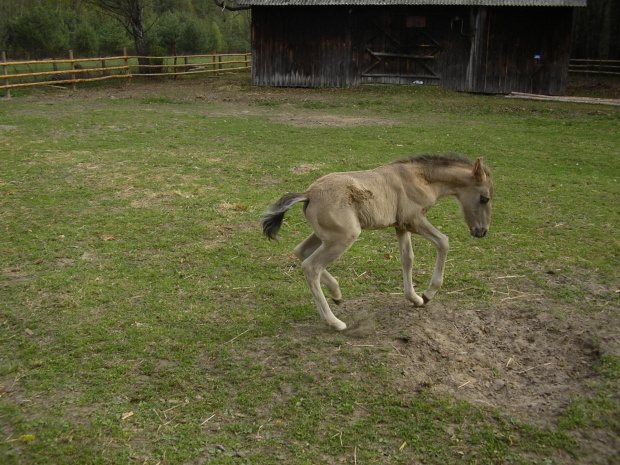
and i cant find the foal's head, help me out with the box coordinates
[459,158,493,238]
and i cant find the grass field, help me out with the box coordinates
[1,74,618,464]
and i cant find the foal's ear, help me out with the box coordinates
[473,157,487,183]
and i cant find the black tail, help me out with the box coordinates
[261,193,308,240]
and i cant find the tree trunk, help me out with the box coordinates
[129,3,150,73]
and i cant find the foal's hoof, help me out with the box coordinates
[328,320,347,332]
[422,293,431,304]
[332,299,343,306]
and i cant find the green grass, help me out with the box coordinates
[1,75,618,464]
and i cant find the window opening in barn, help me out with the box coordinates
[407,16,426,28]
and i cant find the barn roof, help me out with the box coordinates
[238,0,586,6]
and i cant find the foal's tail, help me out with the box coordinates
[262,193,308,240]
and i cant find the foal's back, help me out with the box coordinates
[303,162,432,231]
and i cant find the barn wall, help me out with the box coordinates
[251,5,574,94]
[465,6,573,94]
[251,6,357,87]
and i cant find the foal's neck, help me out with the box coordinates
[423,164,474,197]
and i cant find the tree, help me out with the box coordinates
[212,0,249,12]
[96,13,133,55]
[5,7,70,57]
[177,16,208,53]
[85,0,160,72]
[150,11,182,53]
[73,21,100,56]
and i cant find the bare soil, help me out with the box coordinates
[245,286,618,463]
[337,296,618,425]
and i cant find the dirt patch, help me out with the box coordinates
[18,78,401,129]
[269,113,398,128]
[255,292,618,429]
[344,296,617,424]
[290,163,324,174]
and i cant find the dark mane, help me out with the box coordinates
[393,153,474,167]
[392,153,491,177]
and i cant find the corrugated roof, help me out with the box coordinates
[238,1,587,6]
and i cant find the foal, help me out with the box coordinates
[262,154,493,331]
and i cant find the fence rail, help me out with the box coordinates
[1,49,251,97]
[568,59,620,77]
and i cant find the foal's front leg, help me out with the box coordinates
[396,228,425,307]
[414,219,449,302]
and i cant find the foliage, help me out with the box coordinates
[72,21,100,57]
[95,13,135,55]
[0,0,249,57]
[177,17,209,53]
[4,7,70,57]
[148,11,222,54]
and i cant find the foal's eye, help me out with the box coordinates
[480,196,490,204]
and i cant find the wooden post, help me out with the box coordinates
[173,45,178,80]
[102,58,107,77]
[69,50,76,90]
[212,50,217,74]
[1,51,9,99]
[124,48,131,85]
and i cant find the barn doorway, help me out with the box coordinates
[361,11,442,84]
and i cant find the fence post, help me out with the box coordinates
[173,45,178,80]
[1,51,9,99]
[124,48,131,85]
[212,50,217,74]
[69,50,76,90]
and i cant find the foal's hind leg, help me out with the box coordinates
[396,228,425,307]
[301,235,357,331]
[294,233,342,304]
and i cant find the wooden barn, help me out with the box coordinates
[238,0,587,94]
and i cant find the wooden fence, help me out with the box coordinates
[1,49,251,97]
[568,59,620,77]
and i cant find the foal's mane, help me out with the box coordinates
[392,153,490,177]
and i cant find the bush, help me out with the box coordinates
[6,7,70,57]
[207,22,224,53]
[73,22,99,57]
[150,12,182,54]
[178,17,209,54]
[95,16,132,56]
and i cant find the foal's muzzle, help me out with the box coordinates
[471,227,488,238]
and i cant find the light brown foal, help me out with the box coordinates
[262,154,493,331]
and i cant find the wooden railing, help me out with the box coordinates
[1,49,251,97]
[569,59,620,77]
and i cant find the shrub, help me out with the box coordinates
[73,22,100,57]
[6,7,70,57]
